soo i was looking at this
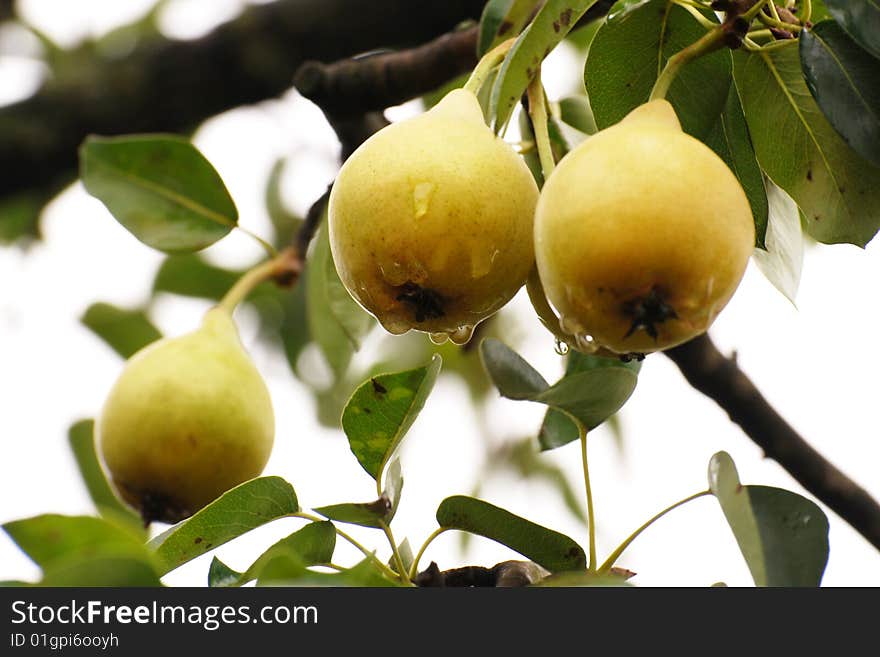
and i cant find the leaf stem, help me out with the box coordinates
[409,526,449,580]
[578,423,598,571]
[526,71,555,180]
[237,225,278,258]
[649,26,726,101]
[598,490,711,572]
[217,248,298,314]
[463,37,516,95]
[378,520,411,585]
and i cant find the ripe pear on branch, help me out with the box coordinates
[97,260,286,525]
[329,87,539,345]
[534,100,755,355]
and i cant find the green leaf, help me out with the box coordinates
[80,302,162,360]
[537,350,640,450]
[752,180,804,305]
[2,514,160,586]
[307,222,366,377]
[558,95,598,135]
[342,354,441,481]
[733,42,880,246]
[479,0,541,55]
[437,496,587,572]
[150,477,299,575]
[67,420,143,532]
[240,522,336,585]
[704,83,769,247]
[208,556,242,587]
[316,464,404,530]
[491,0,600,131]
[79,134,238,253]
[709,452,829,587]
[314,500,391,529]
[0,191,45,245]
[153,254,242,301]
[800,20,880,167]
[479,338,550,399]
[324,238,375,351]
[258,558,400,587]
[264,158,302,247]
[315,458,405,528]
[481,339,638,436]
[585,1,730,138]
[825,0,880,60]
[40,555,162,587]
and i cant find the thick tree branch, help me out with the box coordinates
[0,0,487,201]
[666,334,880,551]
[295,26,480,116]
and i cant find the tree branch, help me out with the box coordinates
[295,26,480,117]
[0,0,487,202]
[665,334,880,551]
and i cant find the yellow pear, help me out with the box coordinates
[534,100,755,354]
[97,307,274,524]
[328,88,539,344]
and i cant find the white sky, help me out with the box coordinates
[1,1,878,587]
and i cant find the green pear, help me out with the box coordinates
[97,307,274,524]
[329,88,539,344]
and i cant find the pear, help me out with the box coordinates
[534,100,755,354]
[328,88,539,344]
[97,307,274,524]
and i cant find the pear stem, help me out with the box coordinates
[649,26,726,101]
[218,248,300,314]
[526,71,555,180]
[463,37,516,95]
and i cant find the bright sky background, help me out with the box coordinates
[1,1,878,587]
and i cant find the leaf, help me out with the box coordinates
[80,302,162,359]
[314,500,391,529]
[437,496,587,572]
[479,0,541,55]
[0,191,45,245]
[491,0,600,131]
[307,222,364,377]
[150,477,299,575]
[79,135,238,253]
[342,354,441,481]
[324,239,375,351]
[537,350,640,450]
[315,459,405,528]
[733,43,880,247]
[67,420,143,532]
[584,1,730,138]
[824,0,880,60]
[800,20,880,167]
[481,339,638,436]
[208,557,242,587]
[558,95,598,135]
[240,521,336,585]
[264,158,302,247]
[479,337,550,399]
[153,254,242,301]
[2,514,161,586]
[258,558,400,587]
[704,83,770,247]
[708,452,829,587]
[752,179,804,305]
